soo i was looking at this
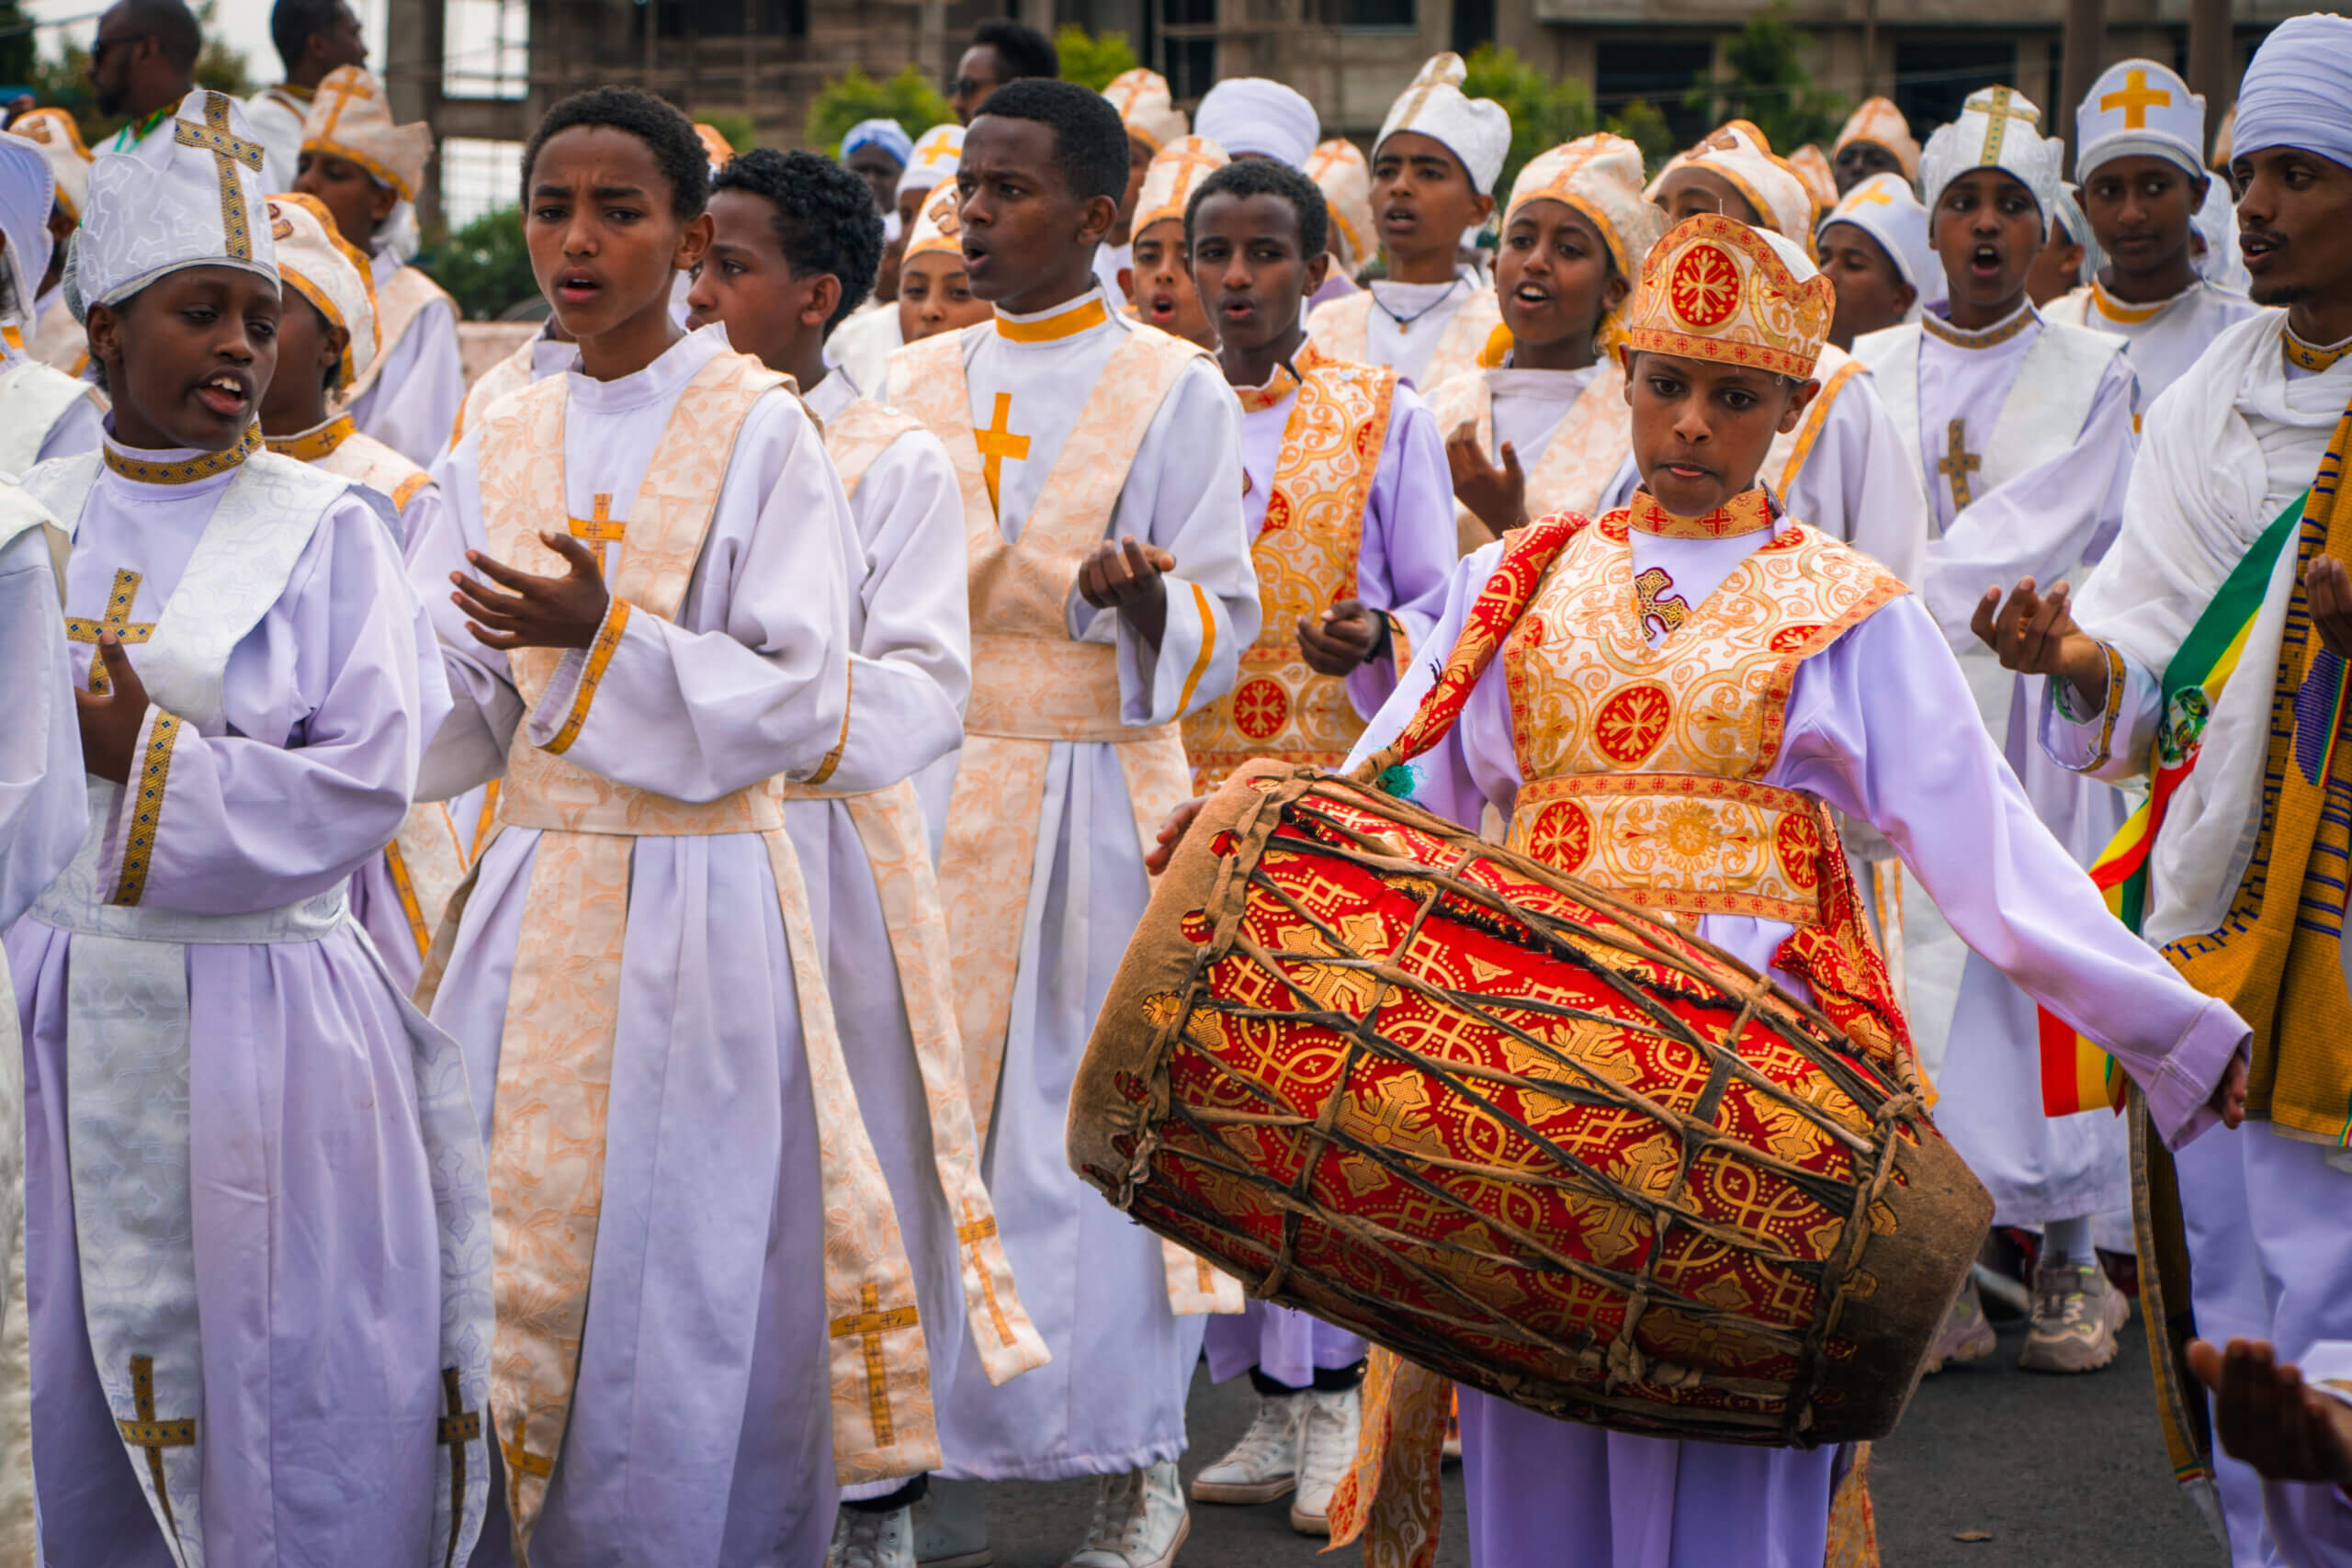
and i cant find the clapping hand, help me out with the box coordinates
[450,533,613,652]
[1447,421,1528,542]
[1299,598,1385,676]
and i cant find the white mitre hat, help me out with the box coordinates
[1818,170,1937,303]
[898,123,965,199]
[2076,59,2206,180]
[8,107,91,221]
[1102,69,1188,154]
[1376,52,1511,196]
[81,88,277,308]
[1307,138,1374,274]
[0,135,53,325]
[301,66,432,201]
[268,191,379,390]
[1921,85,2064,219]
[1131,134,1228,236]
[1195,78,1319,169]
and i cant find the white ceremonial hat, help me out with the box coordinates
[902,185,964,262]
[1506,132,1664,281]
[1102,69,1188,155]
[1376,52,1510,196]
[301,66,432,202]
[1132,134,1227,236]
[0,135,53,324]
[899,123,964,199]
[1920,85,2064,220]
[2076,59,2206,181]
[81,88,277,308]
[267,191,378,390]
[1306,138,1374,274]
[8,107,91,222]
[1818,171,1937,299]
[1832,98,1921,183]
[1195,78,1319,169]
[1672,119,1815,253]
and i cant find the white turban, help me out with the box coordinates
[2233,14,2352,174]
[1195,78,1318,169]
[1920,85,2064,220]
[2075,59,2206,181]
[1818,170,1939,309]
[1376,52,1510,196]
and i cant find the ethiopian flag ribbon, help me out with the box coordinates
[2037,488,2309,1116]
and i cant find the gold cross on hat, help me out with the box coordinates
[1969,87,2041,164]
[2099,68,2172,130]
[175,93,265,262]
[311,70,376,144]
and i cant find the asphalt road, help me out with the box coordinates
[978,1309,2222,1566]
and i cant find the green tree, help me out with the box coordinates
[1684,3,1848,156]
[416,207,538,321]
[805,65,952,157]
[701,111,754,154]
[1604,98,1677,175]
[1461,44,1596,200]
[1055,26,1137,93]
[0,2,36,88]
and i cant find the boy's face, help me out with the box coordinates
[951,44,1008,125]
[1623,350,1814,518]
[1495,198,1623,353]
[257,289,345,429]
[2081,154,2201,284]
[2232,145,2352,310]
[1372,130,1493,265]
[1931,168,2041,318]
[1651,165,1762,230]
[684,186,831,372]
[1817,220,1916,347]
[1111,132,1153,245]
[1834,140,1905,195]
[93,265,281,452]
[525,125,710,344]
[898,250,989,342]
[293,151,397,253]
[956,114,1116,309]
[1130,218,1210,347]
[843,144,903,215]
[1189,189,1326,356]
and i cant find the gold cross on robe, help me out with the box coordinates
[435,1367,481,1568]
[174,93,265,262]
[65,568,155,692]
[569,492,624,544]
[828,1281,921,1446]
[956,1200,1018,1346]
[2099,69,2171,130]
[975,392,1030,515]
[117,1354,195,1550]
[1940,419,1983,513]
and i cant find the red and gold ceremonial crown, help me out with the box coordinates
[1618,213,1832,380]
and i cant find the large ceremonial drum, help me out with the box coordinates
[1069,761,1991,1447]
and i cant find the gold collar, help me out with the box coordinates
[1923,303,2036,350]
[994,294,1110,344]
[263,413,356,464]
[2285,326,2352,374]
[1628,485,1775,540]
[2088,278,2184,326]
[1233,341,1329,413]
[103,423,262,486]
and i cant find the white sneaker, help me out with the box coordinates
[1288,1385,1361,1536]
[1068,1461,1189,1568]
[912,1478,992,1568]
[1189,1392,1303,1504]
[831,1505,916,1568]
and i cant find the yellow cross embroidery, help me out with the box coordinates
[2099,69,2171,130]
[1969,87,2041,164]
[435,1369,480,1568]
[1939,419,1982,513]
[1155,140,1227,215]
[975,392,1030,514]
[1388,62,1452,135]
[568,492,624,544]
[915,137,959,170]
[956,1201,1017,1347]
[117,1355,195,1551]
[173,93,265,263]
[828,1282,920,1446]
[311,70,376,144]
[1848,182,1897,209]
[1634,566,1689,637]
[65,569,154,692]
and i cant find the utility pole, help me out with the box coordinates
[2059,0,2104,163]
[2188,0,2233,141]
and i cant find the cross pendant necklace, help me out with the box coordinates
[1374,276,1464,336]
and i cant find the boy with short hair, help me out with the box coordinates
[1306,52,1507,389]
[6,88,492,1565]
[1325,210,2246,1568]
[413,86,926,1567]
[683,143,1048,1568]
[2044,59,2259,409]
[1176,151,1454,1538]
[294,64,464,466]
[888,75,1256,1568]
[1849,85,2143,1375]
[1817,171,1936,349]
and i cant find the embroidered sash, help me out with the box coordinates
[22,450,493,1568]
[891,323,1244,1315]
[1182,351,1395,789]
[336,265,453,410]
[449,341,536,450]
[1424,357,1629,558]
[424,355,940,1556]
[1306,286,1504,391]
[822,398,927,501]
[1765,343,1864,500]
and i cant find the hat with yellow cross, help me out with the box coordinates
[301,65,434,202]
[80,88,277,308]
[1920,85,2064,220]
[2075,59,2205,181]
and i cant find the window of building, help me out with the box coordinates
[1596,39,1713,149]
[1154,0,1216,102]
[1341,0,1415,30]
[1893,38,2018,134]
[1450,0,1494,56]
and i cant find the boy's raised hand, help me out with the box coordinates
[2188,1336,2352,1487]
[1078,535,1176,647]
[1446,421,1528,541]
[74,633,147,784]
[1299,598,1385,676]
[1145,795,1207,875]
[451,531,613,652]
[1971,576,2112,710]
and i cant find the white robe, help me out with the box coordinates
[0,334,102,471]
[351,247,467,470]
[2045,277,2263,416]
[1348,519,2247,1568]
[1316,272,1490,389]
[414,326,868,1568]
[828,306,905,413]
[916,295,1257,1481]
[242,85,308,195]
[2044,312,2352,1568]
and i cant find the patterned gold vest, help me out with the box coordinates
[1182,347,1396,790]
